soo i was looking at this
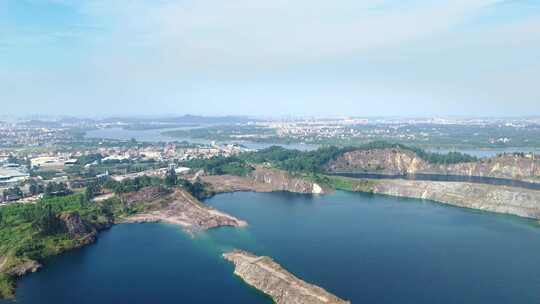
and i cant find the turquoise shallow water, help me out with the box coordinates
[4,191,540,303]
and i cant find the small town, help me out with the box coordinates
[0,139,249,205]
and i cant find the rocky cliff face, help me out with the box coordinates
[357,179,540,219]
[224,250,350,304]
[57,210,114,247]
[249,167,326,194]
[59,212,95,237]
[119,186,169,206]
[327,148,540,182]
[202,167,327,194]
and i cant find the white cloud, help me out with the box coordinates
[2,0,539,116]
[73,0,503,69]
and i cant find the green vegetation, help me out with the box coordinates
[31,170,63,180]
[177,179,214,200]
[165,168,177,187]
[0,193,127,298]
[85,181,102,200]
[0,194,114,259]
[162,168,214,199]
[102,176,164,194]
[44,182,71,197]
[183,156,254,176]
[0,274,15,299]
[162,125,276,141]
[241,146,355,173]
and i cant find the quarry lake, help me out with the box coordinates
[5,191,540,304]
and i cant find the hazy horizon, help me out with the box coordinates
[3,113,540,122]
[1,0,539,117]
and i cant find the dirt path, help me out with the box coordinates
[0,256,7,272]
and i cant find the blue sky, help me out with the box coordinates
[1,0,539,117]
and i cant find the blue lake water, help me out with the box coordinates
[5,191,540,303]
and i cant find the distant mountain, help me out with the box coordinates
[100,115,259,124]
[19,120,63,128]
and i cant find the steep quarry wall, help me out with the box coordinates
[356,179,540,219]
[202,167,327,194]
[249,167,326,194]
[224,250,350,304]
[328,148,540,183]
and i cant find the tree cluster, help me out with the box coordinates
[44,182,71,197]
[102,175,160,194]
[183,156,253,176]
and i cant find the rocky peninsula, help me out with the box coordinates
[224,250,350,304]
[121,187,247,233]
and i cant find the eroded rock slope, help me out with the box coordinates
[328,148,540,183]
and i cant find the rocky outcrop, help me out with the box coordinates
[0,255,41,279]
[119,186,169,206]
[355,178,540,219]
[202,166,328,194]
[328,148,540,183]
[4,258,41,277]
[58,211,113,246]
[123,188,247,233]
[224,250,350,304]
[59,212,95,237]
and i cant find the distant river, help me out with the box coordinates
[84,127,318,151]
[84,127,210,144]
[6,191,540,303]
[85,129,539,155]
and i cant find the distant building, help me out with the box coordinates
[175,167,191,175]
[0,167,29,185]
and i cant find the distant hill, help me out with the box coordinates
[100,115,259,124]
[19,120,62,128]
